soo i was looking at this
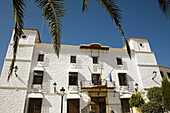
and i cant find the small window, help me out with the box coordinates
[93,57,98,64]
[69,72,78,85]
[70,56,76,63]
[118,73,127,86]
[92,74,101,85]
[160,71,164,78]
[33,71,43,84]
[38,54,44,61]
[167,72,170,79]
[116,57,123,65]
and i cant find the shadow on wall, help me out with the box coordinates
[43,72,52,93]
[42,98,52,113]
[126,74,135,91]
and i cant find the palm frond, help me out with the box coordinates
[158,0,169,17]
[35,0,65,57]
[97,0,131,59]
[8,0,25,81]
[82,0,88,13]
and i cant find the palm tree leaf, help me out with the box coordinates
[97,0,131,58]
[35,0,65,57]
[8,0,25,81]
[158,0,169,17]
[82,0,88,13]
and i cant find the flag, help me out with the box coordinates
[108,72,112,82]
[99,65,103,82]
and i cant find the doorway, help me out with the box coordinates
[27,98,42,113]
[91,97,106,113]
[67,99,80,113]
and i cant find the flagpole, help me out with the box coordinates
[105,69,114,79]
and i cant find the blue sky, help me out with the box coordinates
[0,0,170,73]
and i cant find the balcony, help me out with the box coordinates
[31,84,42,92]
[80,79,115,89]
[68,85,79,93]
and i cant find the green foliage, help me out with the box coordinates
[147,87,162,102]
[141,101,164,113]
[162,77,170,110]
[90,109,95,113]
[129,93,145,107]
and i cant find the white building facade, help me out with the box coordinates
[0,29,168,113]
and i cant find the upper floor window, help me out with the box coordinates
[38,54,44,62]
[70,56,76,63]
[33,71,44,84]
[160,71,164,78]
[92,74,101,85]
[93,57,98,64]
[116,57,123,65]
[118,73,127,86]
[167,72,170,79]
[69,72,78,85]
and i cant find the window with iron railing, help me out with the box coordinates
[33,71,43,84]
[92,74,101,85]
[118,73,127,86]
[69,72,78,85]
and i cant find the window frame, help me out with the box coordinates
[70,56,76,63]
[38,54,44,62]
[160,71,164,78]
[167,72,170,79]
[92,56,98,64]
[116,57,123,65]
[69,72,78,85]
[33,71,44,84]
[92,74,101,85]
[118,73,127,86]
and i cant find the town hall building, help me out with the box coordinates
[0,29,169,113]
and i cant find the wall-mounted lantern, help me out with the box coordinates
[53,82,57,93]
[152,71,157,80]
[135,83,138,92]
[14,66,18,77]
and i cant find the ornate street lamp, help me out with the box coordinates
[60,87,65,113]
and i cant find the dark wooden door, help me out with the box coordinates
[91,97,106,113]
[28,98,42,113]
[121,98,130,113]
[67,99,79,113]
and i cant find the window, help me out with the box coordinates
[33,71,44,84]
[167,72,170,79]
[70,56,76,63]
[118,73,127,86]
[92,74,101,85]
[38,54,44,61]
[160,71,164,78]
[116,57,123,65]
[93,57,98,64]
[121,98,130,113]
[69,72,78,85]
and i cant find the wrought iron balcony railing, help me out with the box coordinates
[80,79,115,89]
